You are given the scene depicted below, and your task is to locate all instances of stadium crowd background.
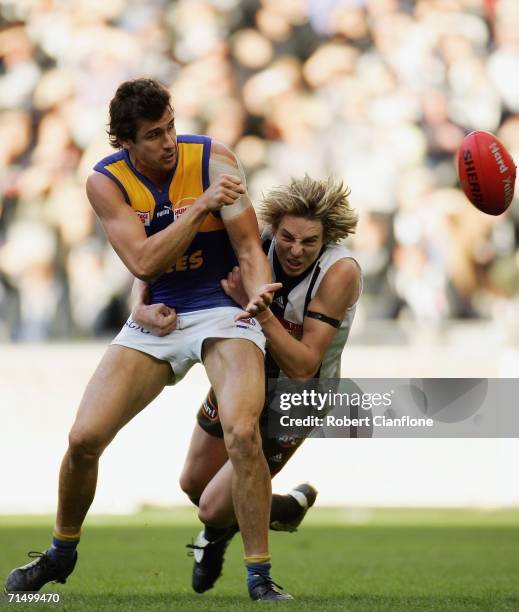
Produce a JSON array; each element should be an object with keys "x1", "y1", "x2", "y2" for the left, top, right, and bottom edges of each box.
[{"x1": 1, "y1": 0, "x2": 519, "y2": 342}]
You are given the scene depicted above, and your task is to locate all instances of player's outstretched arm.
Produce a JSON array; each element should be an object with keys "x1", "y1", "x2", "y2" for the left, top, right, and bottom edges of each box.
[
  {"x1": 257, "y1": 259, "x2": 360, "y2": 379},
  {"x1": 86, "y1": 171, "x2": 244, "y2": 282},
  {"x1": 130, "y1": 278, "x2": 177, "y2": 336}
]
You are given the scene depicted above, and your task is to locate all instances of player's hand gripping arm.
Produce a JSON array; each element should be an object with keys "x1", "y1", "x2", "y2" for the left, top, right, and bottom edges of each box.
[
  {"x1": 250, "y1": 259, "x2": 360, "y2": 379},
  {"x1": 86, "y1": 171, "x2": 245, "y2": 282},
  {"x1": 130, "y1": 278, "x2": 177, "y2": 336}
]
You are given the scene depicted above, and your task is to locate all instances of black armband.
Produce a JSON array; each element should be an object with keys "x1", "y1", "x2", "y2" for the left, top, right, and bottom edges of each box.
[{"x1": 305, "y1": 310, "x2": 340, "y2": 328}]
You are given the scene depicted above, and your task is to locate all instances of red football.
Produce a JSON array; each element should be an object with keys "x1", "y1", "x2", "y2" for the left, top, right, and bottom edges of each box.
[{"x1": 457, "y1": 130, "x2": 516, "y2": 216}]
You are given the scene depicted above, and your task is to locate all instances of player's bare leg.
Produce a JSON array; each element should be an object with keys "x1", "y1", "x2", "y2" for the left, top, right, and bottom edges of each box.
[
  {"x1": 203, "y1": 338, "x2": 270, "y2": 557},
  {"x1": 56, "y1": 345, "x2": 172, "y2": 534},
  {"x1": 197, "y1": 461, "x2": 236, "y2": 526},
  {"x1": 181, "y1": 426, "x2": 235, "y2": 593},
  {"x1": 203, "y1": 338, "x2": 292, "y2": 600},
  {"x1": 180, "y1": 424, "x2": 229, "y2": 506},
  {"x1": 198, "y1": 460, "x2": 317, "y2": 530},
  {"x1": 188, "y1": 459, "x2": 316, "y2": 595},
  {"x1": 185, "y1": 427, "x2": 316, "y2": 595},
  {"x1": 5, "y1": 345, "x2": 172, "y2": 592}
]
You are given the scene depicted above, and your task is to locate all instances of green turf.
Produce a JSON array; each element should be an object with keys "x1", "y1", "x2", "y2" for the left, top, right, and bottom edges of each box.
[{"x1": 1, "y1": 510, "x2": 518, "y2": 611}]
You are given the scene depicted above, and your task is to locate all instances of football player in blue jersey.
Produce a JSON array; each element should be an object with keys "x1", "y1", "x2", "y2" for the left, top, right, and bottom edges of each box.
[
  {"x1": 132, "y1": 175, "x2": 361, "y2": 595},
  {"x1": 4, "y1": 79, "x2": 291, "y2": 601}
]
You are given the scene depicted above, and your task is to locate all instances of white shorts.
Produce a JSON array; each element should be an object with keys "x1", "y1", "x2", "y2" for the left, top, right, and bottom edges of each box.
[{"x1": 111, "y1": 306, "x2": 265, "y2": 384}]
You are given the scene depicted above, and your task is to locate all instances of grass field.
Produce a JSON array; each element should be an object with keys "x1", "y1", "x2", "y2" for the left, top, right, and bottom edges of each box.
[{"x1": 1, "y1": 509, "x2": 518, "y2": 611}]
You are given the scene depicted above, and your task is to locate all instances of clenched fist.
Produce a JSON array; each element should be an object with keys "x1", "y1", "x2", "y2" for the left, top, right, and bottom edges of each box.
[
  {"x1": 199, "y1": 174, "x2": 245, "y2": 212},
  {"x1": 131, "y1": 303, "x2": 177, "y2": 337}
]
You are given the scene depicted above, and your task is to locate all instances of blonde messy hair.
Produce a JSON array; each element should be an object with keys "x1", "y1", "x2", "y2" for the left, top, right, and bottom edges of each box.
[{"x1": 259, "y1": 175, "x2": 358, "y2": 244}]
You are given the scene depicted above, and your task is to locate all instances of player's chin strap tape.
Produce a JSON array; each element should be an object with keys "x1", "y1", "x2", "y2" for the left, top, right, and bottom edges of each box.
[{"x1": 305, "y1": 310, "x2": 340, "y2": 328}]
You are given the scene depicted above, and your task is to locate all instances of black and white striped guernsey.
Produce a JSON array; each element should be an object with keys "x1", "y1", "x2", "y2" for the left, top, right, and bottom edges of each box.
[{"x1": 262, "y1": 230, "x2": 362, "y2": 380}]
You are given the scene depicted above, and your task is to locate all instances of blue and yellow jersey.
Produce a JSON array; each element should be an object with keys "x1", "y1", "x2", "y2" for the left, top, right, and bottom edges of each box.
[{"x1": 93, "y1": 135, "x2": 238, "y2": 312}]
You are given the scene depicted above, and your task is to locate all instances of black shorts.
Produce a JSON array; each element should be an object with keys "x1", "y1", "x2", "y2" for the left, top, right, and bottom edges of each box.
[{"x1": 197, "y1": 388, "x2": 306, "y2": 477}]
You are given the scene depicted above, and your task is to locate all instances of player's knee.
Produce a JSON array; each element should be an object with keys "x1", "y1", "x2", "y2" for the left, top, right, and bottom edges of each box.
[
  {"x1": 223, "y1": 422, "x2": 261, "y2": 461},
  {"x1": 68, "y1": 428, "x2": 107, "y2": 461},
  {"x1": 197, "y1": 498, "x2": 217, "y2": 525},
  {"x1": 198, "y1": 498, "x2": 231, "y2": 527},
  {"x1": 179, "y1": 471, "x2": 203, "y2": 505}
]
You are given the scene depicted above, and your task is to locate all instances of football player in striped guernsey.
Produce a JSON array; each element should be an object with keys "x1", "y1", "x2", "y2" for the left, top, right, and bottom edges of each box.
[{"x1": 132, "y1": 175, "x2": 361, "y2": 596}]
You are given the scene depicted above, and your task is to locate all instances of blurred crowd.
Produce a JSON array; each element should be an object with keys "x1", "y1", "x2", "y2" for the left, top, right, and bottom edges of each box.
[{"x1": 1, "y1": 0, "x2": 519, "y2": 341}]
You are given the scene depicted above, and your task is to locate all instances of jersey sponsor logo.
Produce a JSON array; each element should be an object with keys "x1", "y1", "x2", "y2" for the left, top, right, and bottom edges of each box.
[
  {"x1": 173, "y1": 206, "x2": 188, "y2": 221},
  {"x1": 270, "y1": 453, "x2": 283, "y2": 463},
  {"x1": 156, "y1": 205, "x2": 172, "y2": 218},
  {"x1": 136, "y1": 211, "x2": 151, "y2": 226},
  {"x1": 201, "y1": 398, "x2": 218, "y2": 421},
  {"x1": 174, "y1": 196, "x2": 197, "y2": 221}
]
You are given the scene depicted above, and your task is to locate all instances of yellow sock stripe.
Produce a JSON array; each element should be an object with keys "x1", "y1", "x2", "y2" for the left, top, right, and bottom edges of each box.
[
  {"x1": 53, "y1": 529, "x2": 81, "y2": 542},
  {"x1": 244, "y1": 553, "x2": 271, "y2": 565}
]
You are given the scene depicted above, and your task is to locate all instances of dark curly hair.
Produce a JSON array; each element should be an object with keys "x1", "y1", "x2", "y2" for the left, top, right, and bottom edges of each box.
[{"x1": 108, "y1": 78, "x2": 172, "y2": 148}]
